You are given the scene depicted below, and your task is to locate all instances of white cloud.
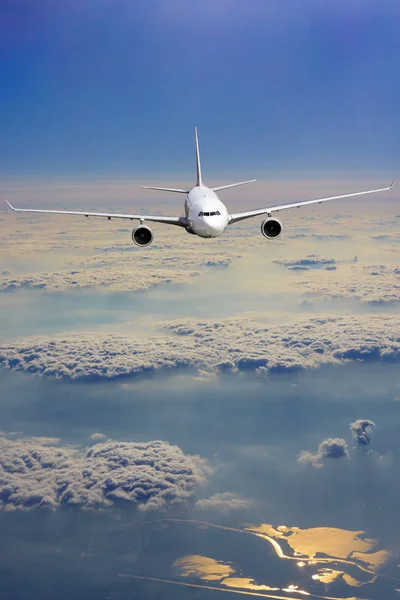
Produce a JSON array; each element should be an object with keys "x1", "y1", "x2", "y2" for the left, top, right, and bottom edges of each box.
[
  {"x1": 297, "y1": 438, "x2": 349, "y2": 469},
  {"x1": 295, "y1": 264, "x2": 400, "y2": 305},
  {"x1": 195, "y1": 492, "x2": 255, "y2": 512},
  {"x1": 1, "y1": 314, "x2": 399, "y2": 380},
  {"x1": 0, "y1": 436, "x2": 211, "y2": 512},
  {"x1": 90, "y1": 432, "x2": 107, "y2": 441},
  {"x1": 350, "y1": 419, "x2": 375, "y2": 446}
]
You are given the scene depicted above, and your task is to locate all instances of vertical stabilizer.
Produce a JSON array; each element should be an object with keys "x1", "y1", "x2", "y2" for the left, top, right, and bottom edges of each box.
[{"x1": 194, "y1": 126, "x2": 203, "y2": 186}]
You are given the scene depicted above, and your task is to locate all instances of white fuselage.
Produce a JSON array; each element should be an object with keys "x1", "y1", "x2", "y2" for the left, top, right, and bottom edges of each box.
[{"x1": 185, "y1": 185, "x2": 229, "y2": 238}]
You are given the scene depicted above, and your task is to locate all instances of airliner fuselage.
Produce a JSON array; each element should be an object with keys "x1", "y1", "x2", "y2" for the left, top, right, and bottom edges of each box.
[{"x1": 185, "y1": 185, "x2": 229, "y2": 238}]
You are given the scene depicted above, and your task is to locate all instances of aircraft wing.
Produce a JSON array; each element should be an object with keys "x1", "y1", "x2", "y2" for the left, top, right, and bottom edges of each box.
[
  {"x1": 5, "y1": 201, "x2": 187, "y2": 227},
  {"x1": 228, "y1": 181, "x2": 395, "y2": 224}
]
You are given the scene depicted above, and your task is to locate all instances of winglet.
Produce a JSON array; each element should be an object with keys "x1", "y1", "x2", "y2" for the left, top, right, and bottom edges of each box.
[
  {"x1": 390, "y1": 179, "x2": 396, "y2": 189},
  {"x1": 5, "y1": 200, "x2": 15, "y2": 210}
]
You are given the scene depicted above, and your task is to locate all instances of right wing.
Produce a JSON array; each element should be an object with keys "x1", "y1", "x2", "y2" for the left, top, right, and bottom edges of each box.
[
  {"x1": 229, "y1": 181, "x2": 395, "y2": 224},
  {"x1": 5, "y1": 201, "x2": 188, "y2": 227}
]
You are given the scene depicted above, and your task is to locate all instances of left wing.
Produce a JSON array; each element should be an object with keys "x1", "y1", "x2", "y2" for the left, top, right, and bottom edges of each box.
[
  {"x1": 229, "y1": 181, "x2": 395, "y2": 224},
  {"x1": 5, "y1": 201, "x2": 187, "y2": 227}
]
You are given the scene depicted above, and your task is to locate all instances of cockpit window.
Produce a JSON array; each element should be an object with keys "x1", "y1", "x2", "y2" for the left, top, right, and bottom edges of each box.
[{"x1": 199, "y1": 210, "x2": 221, "y2": 217}]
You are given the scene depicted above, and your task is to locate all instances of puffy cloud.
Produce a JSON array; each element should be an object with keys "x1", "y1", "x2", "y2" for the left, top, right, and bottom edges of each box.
[
  {"x1": 90, "y1": 432, "x2": 107, "y2": 441},
  {"x1": 297, "y1": 438, "x2": 349, "y2": 469},
  {"x1": 318, "y1": 438, "x2": 349, "y2": 459},
  {"x1": 0, "y1": 436, "x2": 211, "y2": 512},
  {"x1": 195, "y1": 492, "x2": 255, "y2": 512},
  {"x1": 350, "y1": 419, "x2": 375, "y2": 446},
  {"x1": 1, "y1": 314, "x2": 399, "y2": 380}
]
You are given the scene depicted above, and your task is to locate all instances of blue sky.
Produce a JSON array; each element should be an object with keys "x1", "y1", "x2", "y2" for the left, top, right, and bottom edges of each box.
[{"x1": 1, "y1": 0, "x2": 399, "y2": 177}]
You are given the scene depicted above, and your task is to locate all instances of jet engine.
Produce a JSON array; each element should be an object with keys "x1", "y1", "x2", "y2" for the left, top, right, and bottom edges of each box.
[
  {"x1": 132, "y1": 224, "x2": 153, "y2": 247},
  {"x1": 261, "y1": 217, "x2": 282, "y2": 240}
]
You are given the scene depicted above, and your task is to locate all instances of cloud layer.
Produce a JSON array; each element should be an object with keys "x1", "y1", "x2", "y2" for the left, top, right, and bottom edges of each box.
[
  {"x1": 0, "y1": 212, "x2": 245, "y2": 292},
  {"x1": 0, "y1": 265, "x2": 201, "y2": 293},
  {"x1": 0, "y1": 436, "x2": 210, "y2": 512},
  {"x1": 1, "y1": 314, "x2": 399, "y2": 380},
  {"x1": 296, "y1": 264, "x2": 400, "y2": 305}
]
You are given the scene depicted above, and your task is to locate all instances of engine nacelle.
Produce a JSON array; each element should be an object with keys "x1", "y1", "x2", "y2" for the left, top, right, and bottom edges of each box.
[
  {"x1": 261, "y1": 217, "x2": 282, "y2": 240},
  {"x1": 132, "y1": 224, "x2": 153, "y2": 247}
]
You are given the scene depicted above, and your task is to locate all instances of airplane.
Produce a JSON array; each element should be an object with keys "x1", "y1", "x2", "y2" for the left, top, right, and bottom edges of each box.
[{"x1": 5, "y1": 128, "x2": 395, "y2": 247}]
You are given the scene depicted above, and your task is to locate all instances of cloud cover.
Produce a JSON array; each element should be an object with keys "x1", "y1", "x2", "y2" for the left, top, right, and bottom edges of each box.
[
  {"x1": 0, "y1": 211, "x2": 246, "y2": 293},
  {"x1": 0, "y1": 265, "x2": 202, "y2": 293},
  {"x1": 0, "y1": 242, "x2": 245, "y2": 293},
  {"x1": 296, "y1": 264, "x2": 400, "y2": 305},
  {"x1": 0, "y1": 436, "x2": 211, "y2": 512},
  {"x1": 0, "y1": 314, "x2": 399, "y2": 381}
]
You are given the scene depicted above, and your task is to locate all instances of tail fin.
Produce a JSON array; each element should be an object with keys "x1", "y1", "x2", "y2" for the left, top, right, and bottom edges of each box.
[{"x1": 194, "y1": 126, "x2": 203, "y2": 186}]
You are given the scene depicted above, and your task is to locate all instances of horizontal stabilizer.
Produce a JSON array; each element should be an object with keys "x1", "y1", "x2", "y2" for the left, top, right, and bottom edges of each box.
[
  {"x1": 142, "y1": 186, "x2": 189, "y2": 194},
  {"x1": 212, "y1": 179, "x2": 257, "y2": 192}
]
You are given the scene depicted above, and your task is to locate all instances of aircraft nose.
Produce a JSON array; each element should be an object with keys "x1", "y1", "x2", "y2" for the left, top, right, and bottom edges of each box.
[
  {"x1": 204, "y1": 216, "x2": 224, "y2": 235},
  {"x1": 204, "y1": 217, "x2": 216, "y2": 228}
]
